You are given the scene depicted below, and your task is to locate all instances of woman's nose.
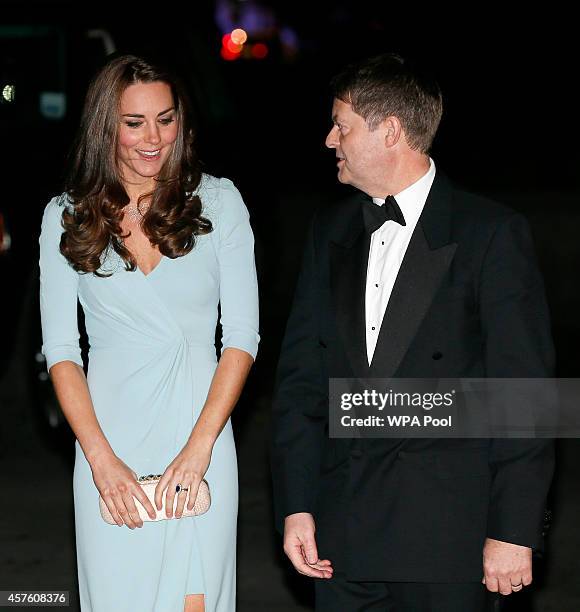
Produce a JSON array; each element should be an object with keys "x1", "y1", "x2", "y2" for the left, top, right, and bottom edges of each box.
[{"x1": 145, "y1": 123, "x2": 161, "y2": 145}]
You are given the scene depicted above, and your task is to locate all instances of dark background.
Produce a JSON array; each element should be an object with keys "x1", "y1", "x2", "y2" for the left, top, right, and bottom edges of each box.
[{"x1": 1, "y1": 2, "x2": 579, "y2": 610}]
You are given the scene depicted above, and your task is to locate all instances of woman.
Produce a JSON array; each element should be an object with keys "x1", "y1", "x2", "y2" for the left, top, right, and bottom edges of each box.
[{"x1": 39, "y1": 55, "x2": 259, "y2": 611}]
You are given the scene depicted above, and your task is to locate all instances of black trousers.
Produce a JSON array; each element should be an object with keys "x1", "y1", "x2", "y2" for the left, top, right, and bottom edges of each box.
[{"x1": 315, "y1": 572, "x2": 502, "y2": 612}]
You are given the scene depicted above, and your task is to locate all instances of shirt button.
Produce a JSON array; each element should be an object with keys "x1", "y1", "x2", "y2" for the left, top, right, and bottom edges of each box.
[
  {"x1": 375, "y1": 283, "x2": 379, "y2": 288},
  {"x1": 371, "y1": 326, "x2": 376, "y2": 331}
]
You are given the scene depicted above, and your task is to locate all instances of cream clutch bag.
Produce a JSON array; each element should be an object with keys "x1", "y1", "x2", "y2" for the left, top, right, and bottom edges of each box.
[{"x1": 99, "y1": 474, "x2": 211, "y2": 524}]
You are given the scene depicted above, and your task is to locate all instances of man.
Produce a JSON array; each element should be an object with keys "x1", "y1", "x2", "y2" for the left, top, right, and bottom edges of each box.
[{"x1": 271, "y1": 54, "x2": 554, "y2": 611}]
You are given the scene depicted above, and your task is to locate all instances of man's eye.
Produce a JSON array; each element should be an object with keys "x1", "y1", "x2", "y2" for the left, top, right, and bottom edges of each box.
[{"x1": 125, "y1": 121, "x2": 142, "y2": 128}]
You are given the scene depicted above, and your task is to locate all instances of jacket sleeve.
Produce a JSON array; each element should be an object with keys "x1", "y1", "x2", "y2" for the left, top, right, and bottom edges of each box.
[
  {"x1": 479, "y1": 212, "x2": 555, "y2": 549},
  {"x1": 270, "y1": 217, "x2": 327, "y2": 533}
]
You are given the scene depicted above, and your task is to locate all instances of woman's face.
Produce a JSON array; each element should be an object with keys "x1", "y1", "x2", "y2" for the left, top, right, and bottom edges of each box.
[{"x1": 117, "y1": 81, "x2": 179, "y2": 188}]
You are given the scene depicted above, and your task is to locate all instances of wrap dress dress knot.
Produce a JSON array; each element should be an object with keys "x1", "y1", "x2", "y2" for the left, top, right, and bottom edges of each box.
[{"x1": 38, "y1": 175, "x2": 260, "y2": 611}]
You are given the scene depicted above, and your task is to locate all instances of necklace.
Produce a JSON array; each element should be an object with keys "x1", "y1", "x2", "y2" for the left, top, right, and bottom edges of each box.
[{"x1": 124, "y1": 203, "x2": 150, "y2": 222}]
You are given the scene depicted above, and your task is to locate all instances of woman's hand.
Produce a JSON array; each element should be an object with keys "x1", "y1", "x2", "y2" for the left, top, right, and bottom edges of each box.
[
  {"x1": 90, "y1": 452, "x2": 157, "y2": 528},
  {"x1": 154, "y1": 436, "x2": 213, "y2": 519},
  {"x1": 152, "y1": 348, "x2": 253, "y2": 519}
]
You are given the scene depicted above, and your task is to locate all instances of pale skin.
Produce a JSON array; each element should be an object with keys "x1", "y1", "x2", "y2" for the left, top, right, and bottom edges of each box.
[
  {"x1": 282, "y1": 98, "x2": 532, "y2": 595},
  {"x1": 49, "y1": 81, "x2": 254, "y2": 612}
]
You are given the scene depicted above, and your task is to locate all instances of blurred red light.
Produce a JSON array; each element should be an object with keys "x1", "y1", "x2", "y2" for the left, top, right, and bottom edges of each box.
[
  {"x1": 222, "y1": 33, "x2": 232, "y2": 46},
  {"x1": 226, "y1": 39, "x2": 243, "y2": 53},
  {"x1": 221, "y1": 46, "x2": 241, "y2": 61},
  {"x1": 251, "y1": 43, "x2": 269, "y2": 59}
]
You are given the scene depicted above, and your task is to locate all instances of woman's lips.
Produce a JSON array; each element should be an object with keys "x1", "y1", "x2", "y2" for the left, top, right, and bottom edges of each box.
[{"x1": 136, "y1": 149, "x2": 161, "y2": 161}]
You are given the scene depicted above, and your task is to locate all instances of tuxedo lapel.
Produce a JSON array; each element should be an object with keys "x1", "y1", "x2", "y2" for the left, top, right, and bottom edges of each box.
[
  {"x1": 329, "y1": 199, "x2": 371, "y2": 375},
  {"x1": 369, "y1": 174, "x2": 458, "y2": 377}
]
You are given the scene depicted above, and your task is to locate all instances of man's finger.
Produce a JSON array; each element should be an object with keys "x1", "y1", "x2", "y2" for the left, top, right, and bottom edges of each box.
[
  {"x1": 302, "y1": 568, "x2": 333, "y2": 578},
  {"x1": 306, "y1": 561, "x2": 334, "y2": 573},
  {"x1": 286, "y1": 545, "x2": 330, "y2": 578},
  {"x1": 301, "y1": 537, "x2": 319, "y2": 565},
  {"x1": 498, "y1": 576, "x2": 513, "y2": 596},
  {"x1": 296, "y1": 561, "x2": 332, "y2": 578},
  {"x1": 309, "y1": 559, "x2": 333, "y2": 568},
  {"x1": 484, "y1": 576, "x2": 499, "y2": 593}
]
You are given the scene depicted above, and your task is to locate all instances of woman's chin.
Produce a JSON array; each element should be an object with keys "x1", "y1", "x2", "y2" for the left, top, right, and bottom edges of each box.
[{"x1": 127, "y1": 164, "x2": 162, "y2": 181}]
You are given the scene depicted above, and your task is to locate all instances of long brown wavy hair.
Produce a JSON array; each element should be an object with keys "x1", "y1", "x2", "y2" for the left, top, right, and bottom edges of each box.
[{"x1": 61, "y1": 54, "x2": 212, "y2": 276}]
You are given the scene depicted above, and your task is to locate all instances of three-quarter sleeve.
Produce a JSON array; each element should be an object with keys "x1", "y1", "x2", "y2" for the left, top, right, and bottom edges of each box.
[
  {"x1": 39, "y1": 195, "x2": 83, "y2": 371},
  {"x1": 215, "y1": 178, "x2": 260, "y2": 360}
]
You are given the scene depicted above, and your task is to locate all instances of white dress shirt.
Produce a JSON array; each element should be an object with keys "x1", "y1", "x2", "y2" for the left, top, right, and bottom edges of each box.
[{"x1": 365, "y1": 158, "x2": 436, "y2": 365}]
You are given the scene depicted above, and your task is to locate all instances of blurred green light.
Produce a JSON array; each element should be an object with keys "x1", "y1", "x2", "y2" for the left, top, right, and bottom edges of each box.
[{"x1": 2, "y1": 84, "x2": 15, "y2": 103}]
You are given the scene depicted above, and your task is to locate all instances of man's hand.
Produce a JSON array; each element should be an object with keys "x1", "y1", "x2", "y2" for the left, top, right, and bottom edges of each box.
[
  {"x1": 482, "y1": 537, "x2": 532, "y2": 595},
  {"x1": 283, "y1": 513, "x2": 334, "y2": 579}
]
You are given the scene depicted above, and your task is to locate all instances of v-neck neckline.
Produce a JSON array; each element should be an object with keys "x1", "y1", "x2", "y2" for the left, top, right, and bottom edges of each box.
[
  {"x1": 137, "y1": 254, "x2": 166, "y2": 278},
  {"x1": 116, "y1": 235, "x2": 165, "y2": 279}
]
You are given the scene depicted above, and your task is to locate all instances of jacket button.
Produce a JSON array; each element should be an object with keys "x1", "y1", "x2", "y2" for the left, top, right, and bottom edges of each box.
[
  {"x1": 432, "y1": 351, "x2": 443, "y2": 360},
  {"x1": 350, "y1": 450, "x2": 363, "y2": 459}
]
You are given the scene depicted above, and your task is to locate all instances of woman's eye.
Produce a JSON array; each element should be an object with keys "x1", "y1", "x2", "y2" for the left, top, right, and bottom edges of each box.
[{"x1": 124, "y1": 117, "x2": 174, "y2": 128}]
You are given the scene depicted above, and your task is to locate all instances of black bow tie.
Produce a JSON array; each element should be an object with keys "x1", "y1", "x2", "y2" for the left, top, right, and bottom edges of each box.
[{"x1": 362, "y1": 195, "x2": 406, "y2": 234}]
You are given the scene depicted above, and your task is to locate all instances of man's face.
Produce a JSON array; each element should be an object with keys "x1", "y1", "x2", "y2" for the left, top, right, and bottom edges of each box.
[{"x1": 325, "y1": 98, "x2": 389, "y2": 196}]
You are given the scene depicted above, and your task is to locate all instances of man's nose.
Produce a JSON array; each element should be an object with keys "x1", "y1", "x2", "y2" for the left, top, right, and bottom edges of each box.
[{"x1": 325, "y1": 126, "x2": 338, "y2": 149}]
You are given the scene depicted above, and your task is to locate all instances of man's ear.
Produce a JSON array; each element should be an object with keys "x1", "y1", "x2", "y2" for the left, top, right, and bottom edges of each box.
[{"x1": 383, "y1": 116, "x2": 402, "y2": 148}]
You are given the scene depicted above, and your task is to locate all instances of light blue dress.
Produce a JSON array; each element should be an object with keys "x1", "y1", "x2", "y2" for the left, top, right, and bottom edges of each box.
[{"x1": 39, "y1": 175, "x2": 259, "y2": 612}]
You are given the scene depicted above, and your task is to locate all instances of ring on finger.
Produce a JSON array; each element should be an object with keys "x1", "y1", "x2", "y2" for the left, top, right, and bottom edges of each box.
[{"x1": 175, "y1": 483, "x2": 189, "y2": 494}]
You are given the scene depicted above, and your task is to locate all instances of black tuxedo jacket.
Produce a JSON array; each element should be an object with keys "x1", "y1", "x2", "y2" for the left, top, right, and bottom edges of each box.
[{"x1": 271, "y1": 173, "x2": 555, "y2": 582}]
